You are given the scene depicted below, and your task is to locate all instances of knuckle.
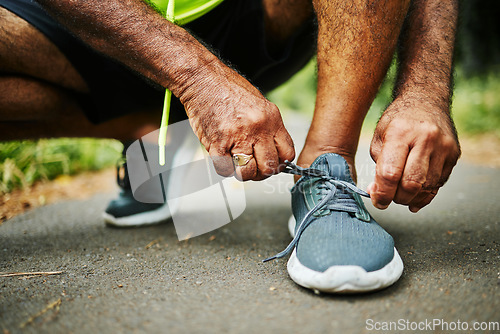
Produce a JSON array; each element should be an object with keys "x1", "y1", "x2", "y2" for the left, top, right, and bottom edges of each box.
[
  {"x1": 260, "y1": 162, "x2": 278, "y2": 177},
  {"x1": 254, "y1": 112, "x2": 268, "y2": 127},
  {"x1": 379, "y1": 166, "x2": 403, "y2": 184},
  {"x1": 423, "y1": 124, "x2": 440, "y2": 142},
  {"x1": 425, "y1": 171, "x2": 441, "y2": 187},
  {"x1": 266, "y1": 158, "x2": 279, "y2": 171},
  {"x1": 244, "y1": 110, "x2": 267, "y2": 129},
  {"x1": 441, "y1": 135, "x2": 456, "y2": 149},
  {"x1": 385, "y1": 119, "x2": 412, "y2": 138},
  {"x1": 401, "y1": 178, "x2": 424, "y2": 193},
  {"x1": 427, "y1": 123, "x2": 441, "y2": 136},
  {"x1": 388, "y1": 118, "x2": 407, "y2": 132},
  {"x1": 264, "y1": 101, "x2": 280, "y2": 116},
  {"x1": 268, "y1": 102, "x2": 280, "y2": 114},
  {"x1": 442, "y1": 136, "x2": 461, "y2": 159},
  {"x1": 372, "y1": 188, "x2": 392, "y2": 203}
]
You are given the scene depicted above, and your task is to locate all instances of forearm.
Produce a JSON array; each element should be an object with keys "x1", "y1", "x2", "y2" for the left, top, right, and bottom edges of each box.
[
  {"x1": 394, "y1": 0, "x2": 459, "y2": 111},
  {"x1": 36, "y1": 0, "x2": 294, "y2": 181},
  {"x1": 36, "y1": 0, "x2": 224, "y2": 101}
]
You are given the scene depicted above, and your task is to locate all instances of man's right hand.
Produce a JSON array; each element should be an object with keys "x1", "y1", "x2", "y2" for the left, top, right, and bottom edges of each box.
[
  {"x1": 368, "y1": 98, "x2": 460, "y2": 212},
  {"x1": 180, "y1": 64, "x2": 295, "y2": 181}
]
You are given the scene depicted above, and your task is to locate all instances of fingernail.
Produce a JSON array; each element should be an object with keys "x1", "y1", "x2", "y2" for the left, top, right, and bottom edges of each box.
[
  {"x1": 409, "y1": 206, "x2": 420, "y2": 213},
  {"x1": 375, "y1": 203, "x2": 389, "y2": 210},
  {"x1": 367, "y1": 182, "x2": 375, "y2": 194}
]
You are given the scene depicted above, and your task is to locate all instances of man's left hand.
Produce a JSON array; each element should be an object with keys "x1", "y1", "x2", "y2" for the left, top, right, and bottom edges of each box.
[{"x1": 368, "y1": 98, "x2": 461, "y2": 212}]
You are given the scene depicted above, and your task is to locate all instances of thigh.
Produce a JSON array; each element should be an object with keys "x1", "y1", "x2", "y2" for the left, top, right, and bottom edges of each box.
[{"x1": 0, "y1": 6, "x2": 88, "y2": 94}]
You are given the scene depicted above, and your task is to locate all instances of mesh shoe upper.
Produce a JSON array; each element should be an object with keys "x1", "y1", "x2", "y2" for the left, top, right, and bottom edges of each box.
[{"x1": 266, "y1": 153, "x2": 395, "y2": 273}]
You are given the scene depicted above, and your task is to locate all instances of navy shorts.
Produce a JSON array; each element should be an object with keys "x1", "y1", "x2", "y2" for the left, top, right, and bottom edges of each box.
[{"x1": 0, "y1": 0, "x2": 315, "y2": 124}]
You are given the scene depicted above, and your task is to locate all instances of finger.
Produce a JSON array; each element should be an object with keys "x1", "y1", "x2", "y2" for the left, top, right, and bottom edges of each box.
[
  {"x1": 234, "y1": 158, "x2": 258, "y2": 181},
  {"x1": 439, "y1": 154, "x2": 458, "y2": 186},
  {"x1": 253, "y1": 138, "x2": 280, "y2": 181},
  {"x1": 371, "y1": 140, "x2": 409, "y2": 209},
  {"x1": 407, "y1": 154, "x2": 446, "y2": 212},
  {"x1": 408, "y1": 189, "x2": 438, "y2": 213},
  {"x1": 274, "y1": 126, "x2": 295, "y2": 172},
  {"x1": 393, "y1": 146, "x2": 430, "y2": 205},
  {"x1": 231, "y1": 144, "x2": 257, "y2": 181},
  {"x1": 208, "y1": 146, "x2": 234, "y2": 177}
]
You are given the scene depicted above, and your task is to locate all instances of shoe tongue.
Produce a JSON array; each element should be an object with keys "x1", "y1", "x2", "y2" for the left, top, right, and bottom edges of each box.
[{"x1": 310, "y1": 153, "x2": 353, "y2": 183}]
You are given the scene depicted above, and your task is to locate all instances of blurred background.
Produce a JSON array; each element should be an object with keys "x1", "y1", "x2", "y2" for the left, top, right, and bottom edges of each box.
[{"x1": 0, "y1": 0, "x2": 499, "y2": 198}]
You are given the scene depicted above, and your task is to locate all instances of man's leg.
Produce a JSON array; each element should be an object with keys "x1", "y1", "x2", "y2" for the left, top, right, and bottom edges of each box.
[
  {"x1": 0, "y1": 6, "x2": 160, "y2": 141},
  {"x1": 297, "y1": 0, "x2": 410, "y2": 181},
  {"x1": 261, "y1": 0, "x2": 411, "y2": 293}
]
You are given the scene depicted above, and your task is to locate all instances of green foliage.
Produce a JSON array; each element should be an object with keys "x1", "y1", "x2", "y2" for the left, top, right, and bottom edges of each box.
[
  {"x1": 452, "y1": 71, "x2": 500, "y2": 136},
  {"x1": 268, "y1": 59, "x2": 500, "y2": 138},
  {"x1": 267, "y1": 59, "x2": 318, "y2": 116},
  {"x1": 0, "y1": 139, "x2": 122, "y2": 194},
  {"x1": 267, "y1": 59, "x2": 396, "y2": 133}
]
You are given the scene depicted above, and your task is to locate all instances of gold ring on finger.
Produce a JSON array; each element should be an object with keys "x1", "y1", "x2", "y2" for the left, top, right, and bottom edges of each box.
[{"x1": 232, "y1": 153, "x2": 253, "y2": 167}]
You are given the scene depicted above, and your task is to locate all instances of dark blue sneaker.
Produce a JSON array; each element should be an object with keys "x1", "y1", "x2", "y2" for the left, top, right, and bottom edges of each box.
[
  {"x1": 103, "y1": 137, "x2": 198, "y2": 227},
  {"x1": 103, "y1": 160, "x2": 173, "y2": 227},
  {"x1": 265, "y1": 153, "x2": 403, "y2": 293}
]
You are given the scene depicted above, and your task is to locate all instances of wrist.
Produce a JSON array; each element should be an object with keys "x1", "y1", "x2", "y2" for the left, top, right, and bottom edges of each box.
[
  {"x1": 167, "y1": 51, "x2": 221, "y2": 104},
  {"x1": 388, "y1": 91, "x2": 451, "y2": 117}
]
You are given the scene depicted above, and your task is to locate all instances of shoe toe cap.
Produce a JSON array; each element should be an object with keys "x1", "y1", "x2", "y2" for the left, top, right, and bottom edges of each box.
[{"x1": 295, "y1": 213, "x2": 395, "y2": 273}]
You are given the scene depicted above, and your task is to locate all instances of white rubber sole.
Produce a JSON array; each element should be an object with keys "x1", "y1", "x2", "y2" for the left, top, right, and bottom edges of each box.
[
  {"x1": 287, "y1": 215, "x2": 404, "y2": 293},
  {"x1": 103, "y1": 204, "x2": 173, "y2": 227}
]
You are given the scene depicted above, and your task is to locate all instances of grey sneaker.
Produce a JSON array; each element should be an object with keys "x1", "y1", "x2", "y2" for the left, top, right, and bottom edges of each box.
[{"x1": 264, "y1": 153, "x2": 403, "y2": 293}]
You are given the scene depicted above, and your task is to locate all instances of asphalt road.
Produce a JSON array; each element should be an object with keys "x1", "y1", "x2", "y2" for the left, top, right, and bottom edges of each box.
[{"x1": 1, "y1": 115, "x2": 499, "y2": 333}]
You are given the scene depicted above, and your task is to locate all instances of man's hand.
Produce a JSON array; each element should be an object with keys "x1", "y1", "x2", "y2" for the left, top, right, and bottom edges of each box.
[
  {"x1": 368, "y1": 98, "x2": 460, "y2": 212},
  {"x1": 180, "y1": 65, "x2": 295, "y2": 181}
]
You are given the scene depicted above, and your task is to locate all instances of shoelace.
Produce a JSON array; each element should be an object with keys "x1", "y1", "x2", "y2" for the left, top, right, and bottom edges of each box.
[{"x1": 263, "y1": 161, "x2": 370, "y2": 262}]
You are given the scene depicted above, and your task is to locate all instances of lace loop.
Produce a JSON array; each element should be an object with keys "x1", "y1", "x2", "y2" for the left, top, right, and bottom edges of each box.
[{"x1": 263, "y1": 161, "x2": 370, "y2": 262}]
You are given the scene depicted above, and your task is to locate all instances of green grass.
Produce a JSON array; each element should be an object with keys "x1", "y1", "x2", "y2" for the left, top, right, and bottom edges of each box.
[
  {"x1": 0, "y1": 139, "x2": 121, "y2": 194},
  {"x1": 1, "y1": 61, "x2": 498, "y2": 194}
]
